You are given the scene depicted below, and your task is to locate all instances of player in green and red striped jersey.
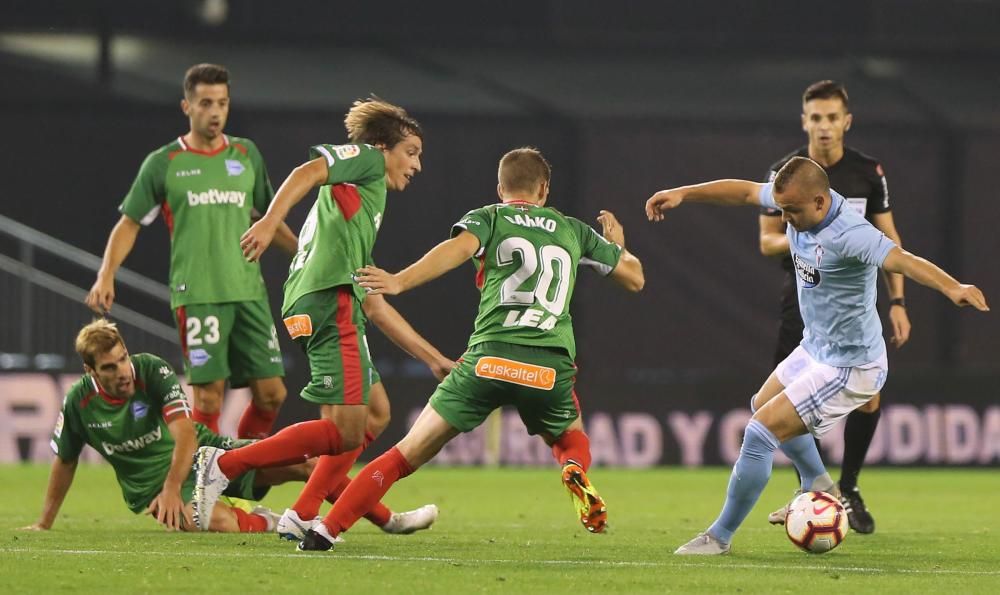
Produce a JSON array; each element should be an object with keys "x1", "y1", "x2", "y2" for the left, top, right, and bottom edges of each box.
[
  {"x1": 294, "y1": 147, "x2": 645, "y2": 551},
  {"x1": 191, "y1": 98, "x2": 453, "y2": 535},
  {"x1": 86, "y1": 64, "x2": 297, "y2": 440},
  {"x1": 22, "y1": 320, "x2": 313, "y2": 533}
]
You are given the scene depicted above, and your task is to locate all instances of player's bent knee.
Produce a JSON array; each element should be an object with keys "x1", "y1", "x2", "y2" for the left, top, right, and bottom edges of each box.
[
  {"x1": 339, "y1": 427, "x2": 366, "y2": 451},
  {"x1": 367, "y1": 384, "x2": 391, "y2": 436},
  {"x1": 192, "y1": 381, "x2": 226, "y2": 413},
  {"x1": 396, "y1": 440, "x2": 435, "y2": 471},
  {"x1": 297, "y1": 458, "x2": 317, "y2": 479},
  {"x1": 251, "y1": 380, "x2": 287, "y2": 411},
  {"x1": 858, "y1": 393, "x2": 881, "y2": 413},
  {"x1": 751, "y1": 393, "x2": 806, "y2": 443},
  {"x1": 366, "y1": 408, "x2": 390, "y2": 437}
]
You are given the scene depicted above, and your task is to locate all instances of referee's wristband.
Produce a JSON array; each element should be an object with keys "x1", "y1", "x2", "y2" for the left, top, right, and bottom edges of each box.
[{"x1": 889, "y1": 297, "x2": 906, "y2": 308}]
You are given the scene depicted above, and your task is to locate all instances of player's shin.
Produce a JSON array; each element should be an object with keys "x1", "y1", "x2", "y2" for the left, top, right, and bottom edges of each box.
[
  {"x1": 231, "y1": 507, "x2": 271, "y2": 532},
  {"x1": 707, "y1": 420, "x2": 779, "y2": 543},
  {"x1": 237, "y1": 401, "x2": 279, "y2": 440},
  {"x1": 840, "y1": 408, "x2": 880, "y2": 491},
  {"x1": 192, "y1": 409, "x2": 221, "y2": 433},
  {"x1": 779, "y1": 433, "x2": 834, "y2": 493},
  {"x1": 551, "y1": 429, "x2": 592, "y2": 471},
  {"x1": 292, "y1": 447, "x2": 363, "y2": 519},
  {"x1": 321, "y1": 447, "x2": 414, "y2": 537},
  {"x1": 219, "y1": 419, "x2": 343, "y2": 479},
  {"x1": 322, "y1": 474, "x2": 394, "y2": 527}
]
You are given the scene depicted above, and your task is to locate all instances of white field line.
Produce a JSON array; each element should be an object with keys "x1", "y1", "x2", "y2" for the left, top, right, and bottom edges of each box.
[{"x1": 2, "y1": 548, "x2": 998, "y2": 576}]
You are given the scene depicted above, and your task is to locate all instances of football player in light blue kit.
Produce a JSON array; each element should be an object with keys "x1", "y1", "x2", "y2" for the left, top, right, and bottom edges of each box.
[{"x1": 645, "y1": 157, "x2": 989, "y2": 555}]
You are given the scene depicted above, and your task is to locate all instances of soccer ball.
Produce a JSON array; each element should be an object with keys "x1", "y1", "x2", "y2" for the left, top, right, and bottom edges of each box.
[{"x1": 784, "y1": 491, "x2": 849, "y2": 553}]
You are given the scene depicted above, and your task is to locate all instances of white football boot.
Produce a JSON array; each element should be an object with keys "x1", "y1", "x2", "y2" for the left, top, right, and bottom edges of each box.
[
  {"x1": 674, "y1": 532, "x2": 731, "y2": 555},
  {"x1": 380, "y1": 504, "x2": 439, "y2": 535},
  {"x1": 192, "y1": 446, "x2": 230, "y2": 531}
]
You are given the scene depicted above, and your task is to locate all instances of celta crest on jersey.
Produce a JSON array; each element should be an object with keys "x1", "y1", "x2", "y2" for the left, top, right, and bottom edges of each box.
[{"x1": 793, "y1": 253, "x2": 820, "y2": 288}]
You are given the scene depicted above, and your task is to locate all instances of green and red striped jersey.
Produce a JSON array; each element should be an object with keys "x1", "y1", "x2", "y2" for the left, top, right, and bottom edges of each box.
[{"x1": 282, "y1": 143, "x2": 387, "y2": 312}]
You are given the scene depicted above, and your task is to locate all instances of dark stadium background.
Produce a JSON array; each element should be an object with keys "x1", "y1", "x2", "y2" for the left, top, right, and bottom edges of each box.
[{"x1": 1, "y1": 0, "x2": 997, "y2": 466}]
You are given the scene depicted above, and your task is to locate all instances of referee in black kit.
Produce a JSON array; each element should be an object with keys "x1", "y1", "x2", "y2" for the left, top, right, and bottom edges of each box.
[{"x1": 758, "y1": 80, "x2": 910, "y2": 534}]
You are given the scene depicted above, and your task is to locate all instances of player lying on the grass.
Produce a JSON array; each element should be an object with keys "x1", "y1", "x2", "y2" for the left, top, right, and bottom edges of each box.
[
  {"x1": 645, "y1": 157, "x2": 989, "y2": 555},
  {"x1": 21, "y1": 319, "x2": 307, "y2": 532},
  {"x1": 192, "y1": 97, "x2": 450, "y2": 538},
  {"x1": 21, "y1": 320, "x2": 434, "y2": 535},
  {"x1": 290, "y1": 147, "x2": 645, "y2": 551}
]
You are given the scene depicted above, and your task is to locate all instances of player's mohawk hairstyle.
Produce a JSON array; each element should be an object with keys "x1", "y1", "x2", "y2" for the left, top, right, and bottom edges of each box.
[
  {"x1": 75, "y1": 319, "x2": 125, "y2": 368},
  {"x1": 345, "y1": 96, "x2": 423, "y2": 149}
]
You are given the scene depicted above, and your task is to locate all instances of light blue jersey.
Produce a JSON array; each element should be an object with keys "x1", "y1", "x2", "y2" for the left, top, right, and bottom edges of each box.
[{"x1": 758, "y1": 183, "x2": 896, "y2": 367}]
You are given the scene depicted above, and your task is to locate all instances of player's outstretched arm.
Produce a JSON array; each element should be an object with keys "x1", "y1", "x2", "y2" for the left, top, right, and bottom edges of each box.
[
  {"x1": 646, "y1": 180, "x2": 763, "y2": 222},
  {"x1": 86, "y1": 215, "x2": 141, "y2": 314},
  {"x1": 596, "y1": 210, "x2": 644, "y2": 292},
  {"x1": 20, "y1": 456, "x2": 79, "y2": 530},
  {"x1": 241, "y1": 158, "x2": 328, "y2": 262},
  {"x1": 146, "y1": 416, "x2": 197, "y2": 531},
  {"x1": 363, "y1": 294, "x2": 456, "y2": 381},
  {"x1": 356, "y1": 231, "x2": 481, "y2": 296},
  {"x1": 882, "y1": 248, "x2": 989, "y2": 311}
]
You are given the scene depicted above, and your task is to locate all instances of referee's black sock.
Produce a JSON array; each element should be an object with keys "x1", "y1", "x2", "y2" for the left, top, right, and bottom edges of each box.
[{"x1": 839, "y1": 408, "x2": 881, "y2": 491}]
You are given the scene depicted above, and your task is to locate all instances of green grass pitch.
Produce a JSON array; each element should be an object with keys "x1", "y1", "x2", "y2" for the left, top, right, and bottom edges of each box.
[{"x1": 2, "y1": 464, "x2": 998, "y2": 593}]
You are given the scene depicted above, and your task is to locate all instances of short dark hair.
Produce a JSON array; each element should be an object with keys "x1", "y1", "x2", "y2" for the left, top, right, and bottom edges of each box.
[
  {"x1": 802, "y1": 80, "x2": 849, "y2": 110},
  {"x1": 498, "y1": 147, "x2": 551, "y2": 195},
  {"x1": 344, "y1": 96, "x2": 423, "y2": 148},
  {"x1": 184, "y1": 63, "x2": 229, "y2": 97},
  {"x1": 774, "y1": 156, "x2": 829, "y2": 194}
]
